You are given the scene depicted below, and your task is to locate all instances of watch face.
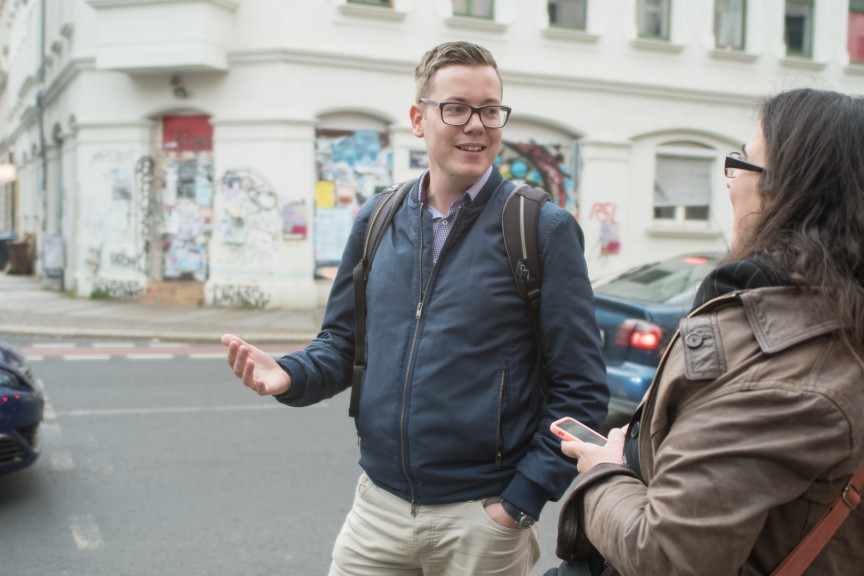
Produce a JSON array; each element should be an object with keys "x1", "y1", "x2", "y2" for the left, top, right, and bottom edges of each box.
[{"x1": 517, "y1": 516, "x2": 535, "y2": 529}]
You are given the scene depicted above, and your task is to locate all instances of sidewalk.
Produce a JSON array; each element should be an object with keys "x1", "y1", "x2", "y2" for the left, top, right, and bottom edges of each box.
[{"x1": 0, "y1": 273, "x2": 325, "y2": 343}]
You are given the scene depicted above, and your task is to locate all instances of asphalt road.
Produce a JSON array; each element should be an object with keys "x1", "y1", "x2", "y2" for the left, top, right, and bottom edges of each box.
[{"x1": 0, "y1": 337, "x2": 623, "y2": 575}]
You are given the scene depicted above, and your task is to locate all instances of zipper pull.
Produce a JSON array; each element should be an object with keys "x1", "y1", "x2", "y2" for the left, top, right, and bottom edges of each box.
[
  {"x1": 495, "y1": 451, "x2": 502, "y2": 470},
  {"x1": 416, "y1": 301, "x2": 423, "y2": 320},
  {"x1": 411, "y1": 500, "x2": 418, "y2": 517}
]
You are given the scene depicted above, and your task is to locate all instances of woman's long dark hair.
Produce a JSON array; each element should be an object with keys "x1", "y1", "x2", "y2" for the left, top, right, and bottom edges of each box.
[{"x1": 730, "y1": 88, "x2": 864, "y2": 351}]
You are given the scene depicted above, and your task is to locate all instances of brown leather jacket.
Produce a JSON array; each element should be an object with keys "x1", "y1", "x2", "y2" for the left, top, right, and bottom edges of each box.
[{"x1": 571, "y1": 287, "x2": 864, "y2": 575}]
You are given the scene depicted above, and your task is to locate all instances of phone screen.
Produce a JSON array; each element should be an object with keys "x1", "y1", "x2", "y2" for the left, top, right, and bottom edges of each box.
[{"x1": 555, "y1": 418, "x2": 607, "y2": 446}]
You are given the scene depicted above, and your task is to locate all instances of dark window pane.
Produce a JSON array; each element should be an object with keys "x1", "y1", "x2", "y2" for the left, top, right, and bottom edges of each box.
[
  {"x1": 638, "y1": 0, "x2": 670, "y2": 39},
  {"x1": 549, "y1": 0, "x2": 586, "y2": 30},
  {"x1": 785, "y1": 1, "x2": 813, "y2": 57},
  {"x1": 654, "y1": 206, "x2": 676, "y2": 219},
  {"x1": 684, "y1": 206, "x2": 709, "y2": 221}
]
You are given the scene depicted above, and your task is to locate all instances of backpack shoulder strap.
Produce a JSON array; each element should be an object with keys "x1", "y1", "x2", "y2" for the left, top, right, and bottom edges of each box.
[
  {"x1": 502, "y1": 184, "x2": 551, "y2": 398},
  {"x1": 349, "y1": 179, "x2": 415, "y2": 418},
  {"x1": 502, "y1": 184, "x2": 550, "y2": 308}
]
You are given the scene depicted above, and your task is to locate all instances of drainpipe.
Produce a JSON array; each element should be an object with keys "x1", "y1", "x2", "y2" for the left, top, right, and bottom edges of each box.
[{"x1": 37, "y1": 0, "x2": 47, "y2": 234}]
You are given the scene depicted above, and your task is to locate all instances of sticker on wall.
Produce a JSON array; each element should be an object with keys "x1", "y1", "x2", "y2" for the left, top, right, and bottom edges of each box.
[
  {"x1": 282, "y1": 200, "x2": 308, "y2": 241},
  {"x1": 600, "y1": 222, "x2": 621, "y2": 256}
]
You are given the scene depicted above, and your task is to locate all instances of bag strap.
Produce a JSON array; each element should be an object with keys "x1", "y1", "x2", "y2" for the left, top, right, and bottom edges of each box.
[
  {"x1": 771, "y1": 464, "x2": 864, "y2": 575},
  {"x1": 349, "y1": 179, "x2": 415, "y2": 418},
  {"x1": 502, "y1": 184, "x2": 551, "y2": 395}
]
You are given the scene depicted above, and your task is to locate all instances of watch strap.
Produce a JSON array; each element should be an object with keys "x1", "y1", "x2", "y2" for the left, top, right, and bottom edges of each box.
[{"x1": 501, "y1": 499, "x2": 536, "y2": 528}]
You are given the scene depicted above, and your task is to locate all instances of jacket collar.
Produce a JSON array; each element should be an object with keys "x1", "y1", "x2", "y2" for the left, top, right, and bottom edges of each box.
[
  {"x1": 407, "y1": 165, "x2": 507, "y2": 211},
  {"x1": 740, "y1": 287, "x2": 841, "y2": 354}
]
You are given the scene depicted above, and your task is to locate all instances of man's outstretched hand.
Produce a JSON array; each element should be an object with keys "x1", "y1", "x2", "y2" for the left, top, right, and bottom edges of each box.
[{"x1": 221, "y1": 334, "x2": 292, "y2": 396}]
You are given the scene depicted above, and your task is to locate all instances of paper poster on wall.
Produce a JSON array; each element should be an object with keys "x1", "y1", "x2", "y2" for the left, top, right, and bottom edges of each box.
[
  {"x1": 316, "y1": 180, "x2": 336, "y2": 209},
  {"x1": 282, "y1": 200, "x2": 308, "y2": 241},
  {"x1": 315, "y1": 129, "x2": 393, "y2": 276}
]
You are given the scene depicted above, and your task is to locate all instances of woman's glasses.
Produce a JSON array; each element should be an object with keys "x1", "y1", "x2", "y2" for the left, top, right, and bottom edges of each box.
[{"x1": 725, "y1": 152, "x2": 765, "y2": 178}]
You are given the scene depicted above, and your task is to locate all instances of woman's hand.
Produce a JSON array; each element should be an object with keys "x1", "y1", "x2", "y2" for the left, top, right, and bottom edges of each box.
[{"x1": 562, "y1": 426, "x2": 627, "y2": 475}]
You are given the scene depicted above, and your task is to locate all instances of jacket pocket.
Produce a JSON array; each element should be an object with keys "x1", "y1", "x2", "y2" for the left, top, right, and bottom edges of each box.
[
  {"x1": 680, "y1": 316, "x2": 727, "y2": 380},
  {"x1": 495, "y1": 369, "x2": 507, "y2": 470}
]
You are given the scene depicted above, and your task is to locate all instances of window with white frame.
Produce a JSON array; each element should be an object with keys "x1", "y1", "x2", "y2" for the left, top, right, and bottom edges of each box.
[
  {"x1": 653, "y1": 145, "x2": 714, "y2": 224},
  {"x1": 714, "y1": 0, "x2": 746, "y2": 51},
  {"x1": 785, "y1": 0, "x2": 813, "y2": 57},
  {"x1": 549, "y1": 0, "x2": 587, "y2": 30},
  {"x1": 849, "y1": 1, "x2": 864, "y2": 63},
  {"x1": 637, "y1": 0, "x2": 670, "y2": 40},
  {"x1": 453, "y1": 0, "x2": 494, "y2": 18}
]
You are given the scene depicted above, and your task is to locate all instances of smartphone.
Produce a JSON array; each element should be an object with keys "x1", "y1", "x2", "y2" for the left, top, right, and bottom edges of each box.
[{"x1": 550, "y1": 417, "x2": 607, "y2": 446}]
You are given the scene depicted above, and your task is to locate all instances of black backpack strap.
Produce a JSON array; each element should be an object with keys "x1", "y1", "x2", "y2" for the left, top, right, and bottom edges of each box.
[
  {"x1": 502, "y1": 185, "x2": 551, "y2": 396},
  {"x1": 349, "y1": 179, "x2": 415, "y2": 418}
]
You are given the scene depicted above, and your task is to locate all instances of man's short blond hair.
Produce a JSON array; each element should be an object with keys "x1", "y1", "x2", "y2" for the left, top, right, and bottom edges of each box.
[{"x1": 414, "y1": 41, "x2": 502, "y2": 102}]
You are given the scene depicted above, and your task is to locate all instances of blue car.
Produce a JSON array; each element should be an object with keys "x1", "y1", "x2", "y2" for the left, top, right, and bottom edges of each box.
[
  {"x1": 0, "y1": 337, "x2": 44, "y2": 475},
  {"x1": 593, "y1": 253, "x2": 724, "y2": 418}
]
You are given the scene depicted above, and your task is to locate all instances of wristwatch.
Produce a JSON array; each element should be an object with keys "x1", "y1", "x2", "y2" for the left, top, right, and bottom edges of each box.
[{"x1": 500, "y1": 499, "x2": 536, "y2": 529}]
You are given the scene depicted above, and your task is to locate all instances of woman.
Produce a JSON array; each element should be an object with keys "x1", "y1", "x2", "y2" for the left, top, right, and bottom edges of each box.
[{"x1": 560, "y1": 88, "x2": 864, "y2": 575}]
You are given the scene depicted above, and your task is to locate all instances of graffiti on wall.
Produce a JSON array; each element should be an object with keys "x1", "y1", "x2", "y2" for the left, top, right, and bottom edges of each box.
[
  {"x1": 211, "y1": 283, "x2": 272, "y2": 308},
  {"x1": 498, "y1": 140, "x2": 578, "y2": 214},
  {"x1": 219, "y1": 169, "x2": 286, "y2": 269},
  {"x1": 135, "y1": 156, "x2": 155, "y2": 274},
  {"x1": 314, "y1": 129, "x2": 392, "y2": 277},
  {"x1": 92, "y1": 277, "x2": 145, "y2": 299},
  {"x1": 83, "y1": 148, "x2": 139, "y2": 279}
]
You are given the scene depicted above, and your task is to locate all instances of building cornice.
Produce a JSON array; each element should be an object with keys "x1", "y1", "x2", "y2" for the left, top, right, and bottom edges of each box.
[
  {"x1": 86, "y1": 0, "x2": 238, "y2": 9},
  {"x1": 227, "y1": 47, "x2": 411, "y2": 75},
  {"x1": 505, "y1": 69, "x2": 758, "y2": 107},
  {"x1": 228, "y1": 47, "x2": 760, "y2": 107}
]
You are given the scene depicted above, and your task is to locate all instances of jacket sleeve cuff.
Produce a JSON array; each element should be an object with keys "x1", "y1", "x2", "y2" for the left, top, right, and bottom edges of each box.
[
  {"x1": 273, "y1": 357, "x2": 304, "y2": 404},
  {"x1": 574, "y1": 462, "x2": 640, "y2": 492},
  {"x1": 554, "y1": 463, "x2": 641, "y2": 561},
  {"x1": 501, "y1": 472, "x2": 549, "y2": 520}
]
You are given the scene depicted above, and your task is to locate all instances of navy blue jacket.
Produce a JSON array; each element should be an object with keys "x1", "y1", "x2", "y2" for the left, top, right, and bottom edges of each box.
[{"x1": 277, "y1": 167, "x2": 608, "y2": 519}]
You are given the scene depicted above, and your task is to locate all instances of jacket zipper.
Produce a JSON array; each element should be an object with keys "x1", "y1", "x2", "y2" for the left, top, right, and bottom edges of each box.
[
  {"x1": 400, "y1": 205, "x2": 463, "y2": 515},
  {"x1": 495, "y1": 371, "x2": 506, "y2": 469}
]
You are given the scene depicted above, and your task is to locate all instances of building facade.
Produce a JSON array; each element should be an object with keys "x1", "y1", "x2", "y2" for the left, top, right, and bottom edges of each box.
[{"x1": 2, "y1": 0, "x2": 863, "y2": 308}]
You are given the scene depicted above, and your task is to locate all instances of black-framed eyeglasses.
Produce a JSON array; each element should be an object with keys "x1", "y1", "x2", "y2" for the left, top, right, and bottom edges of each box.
[
  {"x1": 419, "y1": 98, "x2": 511, "y2": 129},
  {"x1": 725, "y1": 152, "x2": 765, "y2": 178}
]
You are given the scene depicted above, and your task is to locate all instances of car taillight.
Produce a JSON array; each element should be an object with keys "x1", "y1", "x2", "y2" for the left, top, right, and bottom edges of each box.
[{"x1": 614, "y1": 320, "x2": 662, "y2": 351}]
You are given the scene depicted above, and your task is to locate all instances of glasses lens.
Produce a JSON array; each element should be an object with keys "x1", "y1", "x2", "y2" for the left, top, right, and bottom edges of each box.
[
  {"x1": 441, "y1": 103, "x2": 471, "y2": 125},
  {"x1": 725, "y1": 152, "x2": 740, "y2": 178},
  {"x1": 440, "y1": 103, "x2": 509, "y2": 128},
  {"x1": 481, "y1": 106, "x2": 508, "y2": 128}
]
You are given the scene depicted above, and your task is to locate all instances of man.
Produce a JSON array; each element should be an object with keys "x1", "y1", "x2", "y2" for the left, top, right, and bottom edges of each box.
[{"x1": 222, "y1": 41, "x2": 608, "y2": 576}]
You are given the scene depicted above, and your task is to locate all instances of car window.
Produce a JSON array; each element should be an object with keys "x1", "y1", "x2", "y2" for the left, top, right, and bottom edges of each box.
[{"x1": 594, "y1": 255, "x2": 721, "y2": 304}]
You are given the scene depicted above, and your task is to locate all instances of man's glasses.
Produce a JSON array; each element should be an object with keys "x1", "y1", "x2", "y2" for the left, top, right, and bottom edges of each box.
[
  {"x1": 725, "y1": 152, "x2": 765, "y2": 178},
  {"x1": 419, "y1": 98, "x2": 511, "y2": 129}
]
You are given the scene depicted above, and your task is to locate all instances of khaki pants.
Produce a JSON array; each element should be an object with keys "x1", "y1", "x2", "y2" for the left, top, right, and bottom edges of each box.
[{"x1": 329, "y1": 472, "x2": 540, "y2": 576}]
